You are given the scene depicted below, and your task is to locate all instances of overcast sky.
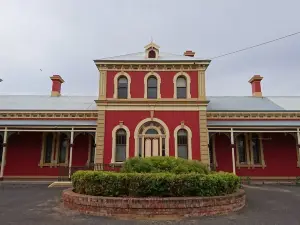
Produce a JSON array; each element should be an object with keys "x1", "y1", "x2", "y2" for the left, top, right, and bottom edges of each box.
[{"x1": 0, "y1": 0, "x2": 299, "y2": 96}]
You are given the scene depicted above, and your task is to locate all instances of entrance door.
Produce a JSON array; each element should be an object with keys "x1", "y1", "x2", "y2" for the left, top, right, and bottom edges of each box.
[{"x1": 144, "y1": 138, "x2": 160, "y2": 157}]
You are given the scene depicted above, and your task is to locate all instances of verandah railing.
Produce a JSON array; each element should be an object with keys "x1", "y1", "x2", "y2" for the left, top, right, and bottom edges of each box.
[{"x1": 57, "y1": 163, "x2": 123, "y2": 181}]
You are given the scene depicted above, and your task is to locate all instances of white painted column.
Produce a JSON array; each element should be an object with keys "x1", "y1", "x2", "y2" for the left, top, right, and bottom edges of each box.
[
  {"x1": 68, "y1": 127, "x2": 74, "y2": 179},
  {"x1": 0, "y1": 127, "x2": 8, "y2": 179},
  {"x1": 230, "y1": 128, "x2": 236, "y2": 175},
  {"x1": 297, "y1": 128, "x2": 300, "y2": 167}
]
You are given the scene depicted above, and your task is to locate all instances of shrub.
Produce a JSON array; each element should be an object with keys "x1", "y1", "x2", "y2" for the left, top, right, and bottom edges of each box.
[
  {"x1": 72, "y1": 171, "x2": 240, "y2": 197},
  {"x1": 121, "y1": 156, "x2": 209, "y2": 174}
]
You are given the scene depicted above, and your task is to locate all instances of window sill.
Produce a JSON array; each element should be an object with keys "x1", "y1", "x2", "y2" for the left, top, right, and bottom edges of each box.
[{"x1": 38, "y1": 163, "x2": 68, "y2": 168}]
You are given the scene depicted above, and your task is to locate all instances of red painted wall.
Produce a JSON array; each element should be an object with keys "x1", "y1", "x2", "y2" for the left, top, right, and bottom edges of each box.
[
  {"x1": 104, "y1": 111, "x2": 200, "y2": 164},
  {"x1": 72, "y1": 134, "x2": 90, "y2": 167},
  {"x1": 4, "y1": 132, "x2": 90, "y2": 177},
  {"x1": 5, "y1": 132, "x2": 59, "y2": 176},
  {"x1": 106, "y1": 71, "x2": 198, "y2": 98},
  {"x1": 214, "y1": 133, "x2": 300, "y2": 177}
]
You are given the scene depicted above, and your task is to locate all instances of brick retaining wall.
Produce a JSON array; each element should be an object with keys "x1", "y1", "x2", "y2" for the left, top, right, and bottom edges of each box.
[{"x1": 62, "y1": 189, "x2": 246, "y2": 219}]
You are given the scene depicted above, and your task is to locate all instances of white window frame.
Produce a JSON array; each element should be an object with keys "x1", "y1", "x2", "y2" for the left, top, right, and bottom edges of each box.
[
  {"x1": 111, "y1": 124, "x2": 130, "y2": 163},
  {"x1": 174, "y1": 124, "x2": 192, "y2": 160},
  {"x1": 173, "y1": 72, "x2": 191, "y2": 99},
  {"x1": 144, "y1": 72, "x2": 161, "y2": 99},
  {"x1": 113, "y1": 72, "x2": 131, "y2": 99}
]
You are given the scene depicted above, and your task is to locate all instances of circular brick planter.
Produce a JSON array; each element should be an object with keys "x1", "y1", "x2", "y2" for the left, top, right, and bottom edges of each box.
[{"x1": 62, "y1": 189, "x2": 246, "y2": 219}]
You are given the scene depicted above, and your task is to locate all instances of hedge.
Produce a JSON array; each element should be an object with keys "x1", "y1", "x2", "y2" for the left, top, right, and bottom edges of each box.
[
  {"x1": 72, "y1": 171, "x2": 240, "y2": 197},
  {"x1": 121, "y1": 156, "x2": 209, "y2": 174}
]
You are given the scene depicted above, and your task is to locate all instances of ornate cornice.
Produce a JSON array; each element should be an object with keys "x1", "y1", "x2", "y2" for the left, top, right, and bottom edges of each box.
[
  {"x1": 96, "y1": 63, "x2": 208, "y2": 71},
  {"x1": 207, "y1": 111, "x2": 300, "y2": 120},
  {"x1": 0, "y1": 111, "x2": 98, "y2": 120}
]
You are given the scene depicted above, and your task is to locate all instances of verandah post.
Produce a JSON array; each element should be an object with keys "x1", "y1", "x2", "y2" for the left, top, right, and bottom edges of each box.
[
  {"x1": 68, "y1": 127, "x2": 74, "y2": 179},
  {"x1": 0, "y1": 127, "x2": 8, "y2": 180},
  {"x1": 230, "y1": 128, "x2": 236, "y2": 175}
]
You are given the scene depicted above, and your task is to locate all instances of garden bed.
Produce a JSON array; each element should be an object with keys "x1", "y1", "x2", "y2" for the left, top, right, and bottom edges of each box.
[{"x1": 62, "y1": 188, "x2": 246, "y2": 219}]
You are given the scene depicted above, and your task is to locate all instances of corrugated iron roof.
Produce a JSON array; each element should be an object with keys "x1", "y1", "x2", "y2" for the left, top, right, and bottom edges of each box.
[
  {"x1": 206, "y1": 96, "x2": 284, "y2": 111},
  {"x1": 95, "y1": 52, "x2": 208, "y2": 62},
  {"x1": 0, "y1": 95, "x2": 97, "y2": 111},
  {"x1": 0, "y1": 95, "x2": 299, "y2": 112}
]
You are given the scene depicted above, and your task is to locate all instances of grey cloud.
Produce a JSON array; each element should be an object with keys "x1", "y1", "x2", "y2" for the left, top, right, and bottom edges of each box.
[{"x1": 0, "y1": 0, "x2": 299, "y2": 96}]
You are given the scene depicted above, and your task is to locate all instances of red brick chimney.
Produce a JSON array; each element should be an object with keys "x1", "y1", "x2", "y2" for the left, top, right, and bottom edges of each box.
[
  {"x1": 184, "y1": 50, "x2": 195, "y2": 57},
  {"x1": 50, "y1": 75, "x2": 64, "y2": 97},
  {"x1": 248, "y1": 75, "x2": 263, "y2": 97}
]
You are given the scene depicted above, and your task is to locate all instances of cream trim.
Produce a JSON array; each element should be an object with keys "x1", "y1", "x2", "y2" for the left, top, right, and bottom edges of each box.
[
  {"x1": 173, "y1": 72, "x2": 191, "y2": 99},
  {"x1": 144, "y1": 72, "x2": 161, "y2": 99},
  {"x1": 235, "y1": 134, "x2": 250, "y2": 169},
  {"x1": 99, "y1": 70, "x2": 107, "y2": 100},
  {"x1": 134, "y1": 118, "x2": 170, "y2": 157},
  {"x1": 174, "y1": 124, "x2": 192, "y2": 160},
  {"x1": 113, "y1": 72, "x2": 131, "y2": 98},
  {"x1": 111, "y1": 124, "x2": 130, "y2": 163}
]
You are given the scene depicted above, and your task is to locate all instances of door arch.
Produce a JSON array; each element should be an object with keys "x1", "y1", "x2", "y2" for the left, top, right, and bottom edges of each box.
[{"x1": 134, "y1": 118, "x2": 169, "y2": 157}]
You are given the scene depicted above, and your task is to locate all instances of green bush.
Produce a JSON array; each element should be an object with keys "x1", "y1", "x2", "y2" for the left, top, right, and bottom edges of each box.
[
  {"x1": 72, "y1": 171, "x2": 240, "y2": 197},
  {"x1": 121, "y1": 156, "x2": 209, "y2": 174}
]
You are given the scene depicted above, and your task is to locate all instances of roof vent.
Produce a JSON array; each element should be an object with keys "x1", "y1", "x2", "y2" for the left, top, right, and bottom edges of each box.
[
  {"x1": 50, "y1": 75, "x2": 64, "y2": 97},
  {"x1": 184, "y1": 50, "x2": 195, "y2": 57},
  {"x1": 248, "y1": 75, "x2": 263, "y2": 97},
  {"x1": 144, "y1": 42, "x2": 160, "y2": 59}
]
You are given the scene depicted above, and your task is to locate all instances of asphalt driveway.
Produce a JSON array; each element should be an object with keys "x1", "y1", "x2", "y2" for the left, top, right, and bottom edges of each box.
[{"x1": 0, "y1": 182, "x2": 300, "y2": 225}]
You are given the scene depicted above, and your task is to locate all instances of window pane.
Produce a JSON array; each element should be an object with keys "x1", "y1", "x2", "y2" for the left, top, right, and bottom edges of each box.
[
  {"x1": 145, "y1": 129, "x2": 158, "y2": 134},
  {"x1": 147, "y1": 77, "x2": 157, "y2": 87},
  {"x1": 162, "y1": 138, "x2": 165, "y2": 156},
  {"x1": 44, "y1": 133, "x2": 53, "y2": 163},
  {"x1": 147, "y1": 87, "x2": 157, "y2": 99},
  {"x1": 177, "y1": 87, "x2": 187, "y2": 98},
  {"x1": 116, "y1": 145, "x2": 126, "y2": 162},
  {"x1": 58, "y1": 134, "x2": 68, "y2": 164},
  {"x1": 0, "y1": 135, "x2": 3, "y2": 162},
  {"x1": 118, "y1": 87, "x2": 127, "y2": 98},
  {"x1": 178, "y1": 145, "x2": 188, "y2": 159},
  {"x1": 118, "y1": 77, "x2": 127, "y2": 85},
  {"x1": 252, "y1": 134, "x2": 261, "y2": 164},
  {"x1": 176, "y1": 77, "x2": 187, "y2": 87},
  {"x1": 139, "y1": 138, "x2": 142, "y2": 157},
  {"x1": 237, "y1": 135, "x2": 246, "y2": 163}
]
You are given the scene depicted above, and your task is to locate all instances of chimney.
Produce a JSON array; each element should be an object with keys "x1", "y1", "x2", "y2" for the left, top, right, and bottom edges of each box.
[
  {"x1": 50, "y1": 75, "x2": 64, "y2": 97},
  {"x1": 184, "y1": 50, "x2": 195, "y2": 57},
  {"x1": 248, "y1": 75, "x2": 263, "y2": 97}
]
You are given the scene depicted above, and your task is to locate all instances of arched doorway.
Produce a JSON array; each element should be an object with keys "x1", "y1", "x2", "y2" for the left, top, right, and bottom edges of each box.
[{"x1": 135, "y1": 120, "x2": 169, "y2": 157}]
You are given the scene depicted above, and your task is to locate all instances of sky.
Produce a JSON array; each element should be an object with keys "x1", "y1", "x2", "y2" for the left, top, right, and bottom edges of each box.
[{"x1": 0, "y1": 0, "x2": 299, "y2": 96}]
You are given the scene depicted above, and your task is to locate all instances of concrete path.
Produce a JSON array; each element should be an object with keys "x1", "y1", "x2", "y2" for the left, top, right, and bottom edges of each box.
[{"x1": 0, "y1": 183, "x2": 300, "y2": 224}]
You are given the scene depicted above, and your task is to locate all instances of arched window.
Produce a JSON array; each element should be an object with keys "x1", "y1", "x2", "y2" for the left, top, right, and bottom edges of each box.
[
  {"x1": 116, "y1": 129, "x2": 127, "y2": 162},
  {"x1": 0, "y1": 135, "x2": 3, "y2": 163},
  {"x1": 148, "y1": 50, "x2": 156, "y2": 58},
  {"x1": 147, "y1": 76, "x2": 157, "y2": 99},
  {"x1": 58, "y1": 133, "x2": 68, "y2": 164},
  {"x1": 251, "y1": 134, "x2": 261, "y2": 164},
  {"x1": 117, "y1": 76, "x2": 128, "y2": 99},
  {"x1": 176, "y1": 76, "x2": 187, "y2": 99},
  {"x1": 237, "y1": 134, "x2": 247, "y2": 164},
  {"x1": 177, "y1": 129, "x2": 188, "y2": 159},
  {"x1": 44, "y1": 133, "x2": 54, "y2": 164}
]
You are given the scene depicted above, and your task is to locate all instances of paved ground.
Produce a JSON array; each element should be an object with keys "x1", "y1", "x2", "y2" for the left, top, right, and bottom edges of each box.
[{"x1": 0, "y1": 183, "x2": 300, "y2": 225}]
